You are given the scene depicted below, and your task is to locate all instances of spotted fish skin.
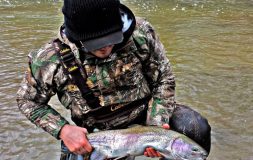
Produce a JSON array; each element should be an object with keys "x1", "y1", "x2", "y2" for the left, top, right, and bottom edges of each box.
[{"x1": 86, "y1": 125, "x2": 207, "y2": 160}]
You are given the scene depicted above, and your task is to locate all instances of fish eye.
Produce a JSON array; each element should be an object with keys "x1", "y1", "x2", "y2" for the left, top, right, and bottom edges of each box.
[{"x1": 191, "y1": 147, "x2": 199, "y2": 152}]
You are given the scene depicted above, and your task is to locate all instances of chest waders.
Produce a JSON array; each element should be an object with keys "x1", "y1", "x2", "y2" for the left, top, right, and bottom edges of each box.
[{"x1": 53, "y1": 39, "x2": 151, "y2": 132}]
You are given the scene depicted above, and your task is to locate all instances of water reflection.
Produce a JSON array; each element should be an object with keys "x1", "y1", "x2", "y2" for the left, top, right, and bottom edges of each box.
[{"x1": 0, "y1": 0, "x2": 252, "y2": 159}]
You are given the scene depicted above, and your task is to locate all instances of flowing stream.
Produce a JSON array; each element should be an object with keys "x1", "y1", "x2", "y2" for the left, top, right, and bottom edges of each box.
[{"x1": 0, "y1": 0, "x2": 252, "y2": 159}]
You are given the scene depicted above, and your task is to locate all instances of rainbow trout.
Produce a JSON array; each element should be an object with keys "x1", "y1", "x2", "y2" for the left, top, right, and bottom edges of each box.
[{"x1": 86, "y1": 125, "x2": 207, "y2": 160}]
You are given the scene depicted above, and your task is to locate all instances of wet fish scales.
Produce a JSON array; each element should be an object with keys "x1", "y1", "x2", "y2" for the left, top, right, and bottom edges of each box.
[{"x1": 86, "y1": 125, "x2": 207, "y2": 160}]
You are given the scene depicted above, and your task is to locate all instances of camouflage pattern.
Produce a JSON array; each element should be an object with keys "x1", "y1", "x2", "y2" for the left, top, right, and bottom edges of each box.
[{"x1": 16, "y1": 17, "x2": 176, "y2": 139}]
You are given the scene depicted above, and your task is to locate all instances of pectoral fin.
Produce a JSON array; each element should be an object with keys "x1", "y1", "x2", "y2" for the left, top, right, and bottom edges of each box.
[{"x1": 89, "y1": 149, "x2": 107, "y2": 160}]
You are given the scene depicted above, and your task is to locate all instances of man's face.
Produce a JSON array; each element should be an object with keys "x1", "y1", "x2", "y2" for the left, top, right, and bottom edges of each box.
[{"x1": 90, "y1": 45, "x2": 114, "y2": 59}]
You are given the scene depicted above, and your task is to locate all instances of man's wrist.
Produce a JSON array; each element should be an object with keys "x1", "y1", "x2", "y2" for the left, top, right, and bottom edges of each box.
[{"x1": 57, "y1": 123, "x2": 69, "y2": 140}]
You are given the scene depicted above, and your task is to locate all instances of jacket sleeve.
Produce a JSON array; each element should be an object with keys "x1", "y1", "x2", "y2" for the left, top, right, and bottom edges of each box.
[
  {"x1": 16, "y1": 45, "x2": 69, "y2": 139},
  {"x1": 134, "y1": 19, "x2": 176, "y2": 126}
]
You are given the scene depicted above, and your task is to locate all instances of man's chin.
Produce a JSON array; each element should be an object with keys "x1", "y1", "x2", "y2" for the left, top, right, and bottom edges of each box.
[{"x1": 95, "y1": 53, "x2": 111, "y2": 59}]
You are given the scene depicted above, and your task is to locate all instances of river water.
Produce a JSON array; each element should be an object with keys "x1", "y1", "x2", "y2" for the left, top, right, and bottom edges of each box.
[{"x1": 0, "y1": 0, "x2": 252, "y2": 159}]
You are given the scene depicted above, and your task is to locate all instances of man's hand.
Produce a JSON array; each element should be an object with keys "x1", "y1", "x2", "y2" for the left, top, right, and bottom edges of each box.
[
  {"x1": 59, "y1": 124, "x2": 93, "y2": 155},
  {"x1": 162, "y1": 123, "x2": 170, "y2": 130},
  {"x1": 144, "y1": 124, "x2": 170, "y2": 158}
]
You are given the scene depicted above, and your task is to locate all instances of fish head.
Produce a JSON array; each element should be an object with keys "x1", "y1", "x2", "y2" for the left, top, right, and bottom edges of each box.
[{"x1": 161, "y1": 136, "x2": 208, "y2": 160}]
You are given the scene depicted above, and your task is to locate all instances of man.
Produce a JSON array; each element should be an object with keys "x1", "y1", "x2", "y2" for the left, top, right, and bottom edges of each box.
[{"x1": 17, "y1": 0, "x2": 211, "y2": 159}]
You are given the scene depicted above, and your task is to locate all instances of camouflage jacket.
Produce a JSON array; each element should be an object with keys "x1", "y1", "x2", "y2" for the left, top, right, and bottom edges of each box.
[{"x1": 17, "y1": 18, "x2": 176, "y2": 139}]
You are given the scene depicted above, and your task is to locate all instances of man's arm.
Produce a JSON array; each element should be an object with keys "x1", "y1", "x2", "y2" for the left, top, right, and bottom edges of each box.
[
  {"x1": 134, "y1": 19, "x2": 176, "y2": 126},
  {"x1": 17, "y1": 46, "x2": 92, "y2": 154},
  {"x1": 146, "y1": 32, "x2": 176, "y2": 126},
  {"x1": 134, "y1": 18, "x2": 176, "y2": 158},
  {"x1": 16, "y1": 49, "x2": 69, "y2": 139}
]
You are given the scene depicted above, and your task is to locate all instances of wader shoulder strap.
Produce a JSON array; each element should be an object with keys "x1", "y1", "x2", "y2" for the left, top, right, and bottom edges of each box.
[{"x1": 53, "y1": 40, "x2": 101, "y2": 109}]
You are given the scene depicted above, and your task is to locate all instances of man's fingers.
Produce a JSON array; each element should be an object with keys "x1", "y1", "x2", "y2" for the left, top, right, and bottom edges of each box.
[
  {"x1": 82, "y1": 128, "x2": 88, "y2": 134},
  {"x1": 80, "y1": 128, "x2": 93, "y2": 152},
  {"x1": 147, "y1": 147, "x2": 159, "y2": 157},
  {"x1": 79, "y1": 138, "x2": 92, "y2": 153},
  {"x1": 162, "y1": 124, "x2": 170, "y2": 129},
  {"x1": 146, "y1": 148, "x2": 154, "y2": 157},
  {"x1": 83, "y1": 142, "x2": 93, "y2": 153},
  {"x1": 157, "y1": 151, "x2": 162, "y2": 157},
  {"x1": 74, "y1": 147, "x2": 87, "y2": 155}
]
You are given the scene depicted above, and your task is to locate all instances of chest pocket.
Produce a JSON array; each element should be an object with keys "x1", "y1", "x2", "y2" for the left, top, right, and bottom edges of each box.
[
  {"x1": 85, "y1": 51, "x2": 143, "y2": 94},
  {"x1": 84, "y1": 52, "x2": 144, "y2": 95},
  {"x1": 85, "y1": 44, "x2": 149, "y2": 105},
  {"x1": 112, "y1": 52, "x2": 144, "y2": 88},
  {"x1": 90, "y1": 51, "x2": 145, "y2": 96}
]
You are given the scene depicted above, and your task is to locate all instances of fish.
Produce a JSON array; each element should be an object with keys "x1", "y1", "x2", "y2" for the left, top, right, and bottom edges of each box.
[{"x1": 86, "y1": 125, "x2": 207, "y2": 160}]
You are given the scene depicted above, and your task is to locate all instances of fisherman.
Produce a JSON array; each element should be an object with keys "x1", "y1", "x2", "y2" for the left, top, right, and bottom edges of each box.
[{"x1": 17, "y1": 0, "x2": 211, "y2": 159}]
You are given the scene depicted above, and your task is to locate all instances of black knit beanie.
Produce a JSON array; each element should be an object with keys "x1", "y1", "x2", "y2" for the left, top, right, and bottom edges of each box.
[{"x1": 62, "y1": 0, "x2": 124, "y2": 51}]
